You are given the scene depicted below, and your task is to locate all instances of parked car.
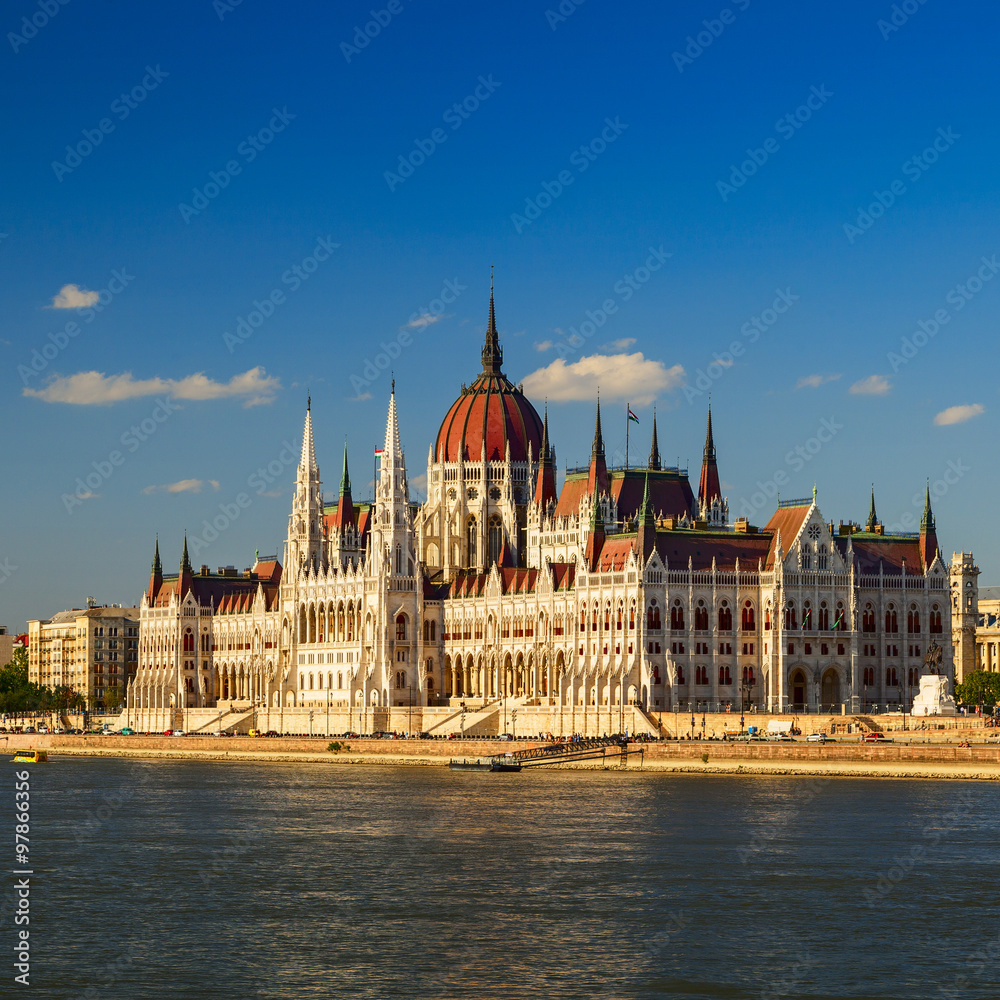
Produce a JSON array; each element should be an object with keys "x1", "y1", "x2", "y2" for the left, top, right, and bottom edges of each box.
[
  {"x1": 806, "y1": 732, "x2": 833, "y2": 742},
  {"x1": 264, "y1": 730, "x2": 280, "y2": 738},
  {"x1": 163, "y1": 729, "x2": 173, "y2": 736},
  {"x1": 119, "y1": 728, "x2": 136, "y2": 735},
  {"x1": 172, "y1": 730, "x2": 186, "y2": 737},
  {"x1": 861, "y1": 732, "x2": 891, "y2": 742}
]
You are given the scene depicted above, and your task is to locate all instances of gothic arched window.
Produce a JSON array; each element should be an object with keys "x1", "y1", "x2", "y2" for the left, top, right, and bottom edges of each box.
[
  {"x1": 467, "y1": 516, "x2": 477, "y2": 566},
  {"x1": 488, "y1": 515, "x2": 503, "y2": 565}
]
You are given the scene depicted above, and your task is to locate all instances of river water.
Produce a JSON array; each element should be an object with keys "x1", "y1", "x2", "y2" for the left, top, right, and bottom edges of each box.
[{"x1": 10, "y1": 758, "x2": 999, "y2": 998}]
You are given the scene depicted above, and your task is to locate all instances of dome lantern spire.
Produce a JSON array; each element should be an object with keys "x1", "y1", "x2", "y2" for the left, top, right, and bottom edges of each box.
[{"x1": 481, "y1": 267, "x2": 503, "y2": 376}]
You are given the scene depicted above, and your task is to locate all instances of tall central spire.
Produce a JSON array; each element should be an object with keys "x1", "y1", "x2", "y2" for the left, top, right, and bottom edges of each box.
[
  {"x1": 300, "y1": 395, "x2": 317, "y2": 471},
  {"x1": 648, "y1": 410, "x2": 661, "y2": 471},
  {"x1": 587, "y1": 396, "x2": 609, "y2": 496},
  {"x1": 481, "y1": 267, "x2": 503, "y2": 376}
]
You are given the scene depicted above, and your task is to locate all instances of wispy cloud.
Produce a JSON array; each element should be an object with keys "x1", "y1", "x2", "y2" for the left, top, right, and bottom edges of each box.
[
  {"x1": 796, "y1": 373, "x2": 842, "y2": 390},
  {"x1": 599, "y1": 337, "x2": 636, "y2": 351},
  {"x1": 48, "y1": 284, "x2": 99, "y2": 309},
  {"x1": 142, "y1": 478, "x2": 210, "y2": 495},
  {"x1": 849, "y1": 374, "x2": 891, "y2": 396},
  {"x1": 534, "y1": 340, "x2": 555, "y2": 352},
  {"x1": 934, "y1": 403, "x2": 984, "y2": 426},
  {"x1": 404, "y1": 313, "x2": 445, "y2": 330},
  {"x1": 24, "y1": 366, "x2": 281, "y2": 407},
  {"x1": 521, "y1": 352, "x2": 685, "y2": 407}
]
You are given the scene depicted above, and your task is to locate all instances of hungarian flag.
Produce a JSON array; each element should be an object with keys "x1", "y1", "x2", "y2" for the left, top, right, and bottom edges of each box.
[
  {"x1": 628, "y1": 408, "x2": 639, "y2": 424},
  {"x1": 374, "y1": 447, "x2": 384, "y2": 457},
  {"x1": 832, "y1": 610, "x2": 844, "y2": 630}
]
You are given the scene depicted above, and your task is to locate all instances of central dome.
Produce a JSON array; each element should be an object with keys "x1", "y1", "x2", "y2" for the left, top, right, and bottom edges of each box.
[{"x1": 435, "y1": 289, "x2": 543, "y2": 463}]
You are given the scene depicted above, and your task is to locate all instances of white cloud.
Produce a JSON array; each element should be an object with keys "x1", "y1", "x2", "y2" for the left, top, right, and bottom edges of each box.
[
  {"x1": 48, "y1": 284, "x2": 99, "y2": 309},
  {"x1": 934, "y1": 403, "x2": 984, "y2": 426},
  {"x1": 405, "y1": 313, "x2": 445, "y2": 330},
  {"x1": 521, "y1": 353, "x2": 685, "y2": 407},
  {"x1": 209, "y1": 479, "x2": 220, "y2": 491},
  {"x1": 534, "y1": 340, "x2": 554, "y2": 352},
  {"x1": 142, "y1": 479, "x2": 207, "y2": 495},
  {"x1": 796, "y1": 373, "x2": 842, "y2": 390},
  {"x1": 849, "y1": 374, "x2": 891, "y2": 396},
  {"x1": 599, "y1": 337, "x2": 636, "y2": 351},
  {"x1": 24, "y1": 366, "x2": 281, "y2": 407},
  {"x1": 74, "y1": 491, "x2": 99, "y2": 501},
  {"x1": 350, "y1": 391, "x2": 373, "y2": 402}
]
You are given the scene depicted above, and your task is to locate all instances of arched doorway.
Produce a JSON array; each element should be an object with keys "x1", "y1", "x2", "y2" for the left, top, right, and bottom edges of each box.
[
  {"x1": 790, "y1": 668, "x2": 808, "y2": 710},
  {"x1": 821, "y1": 669, "x2": 841, "y2": 711}
]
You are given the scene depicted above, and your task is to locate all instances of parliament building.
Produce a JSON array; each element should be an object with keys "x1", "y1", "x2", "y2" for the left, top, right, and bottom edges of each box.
[{"x1": 129, "y1": 288, "x2": 976, "y2": 735}]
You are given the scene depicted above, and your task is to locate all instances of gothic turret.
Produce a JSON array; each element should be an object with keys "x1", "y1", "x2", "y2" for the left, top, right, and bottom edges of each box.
[
  {"x1": 286, "y1": 397, "x2": 324, "y2": 572},
  {"x1": 371, "y1": 382, "x2": 414, "y2": 579},
  {"x1": 637, "y1": 468, "x2": 657, "y2": 563},
  {"x1": 533, "y1": 407, "x2": 557, "y2": 509},
  {"x1": 919, "y1": 482, "x2": 938, "y2": 570},
  {"x1": 587, "y1": 398, "x2": 609, "y2": 496},
  {"x1": 648, "y1": 411, "x2": 661, "y2": 471},
  {"x1": 481, "y1": 271, "x2": 503, "y2": 376},
  {"x1": 865, "y1": 487, "x2": 879, "y2": 533},
  {"x1": 696, "y1": 405, "x2": 727, "y2": 527},
  {"x1": 697, "y1": 405, "x2": 721, "y2": 505},
  {"x1": 336, "y1": 442, "x2": 354, "y2": 529},
  {"x1": 178, "y1": 533, "x2": 193, "y2": 598},
  {"x1": 148, "y1": 537, "x2": 162, "y2": 601}
]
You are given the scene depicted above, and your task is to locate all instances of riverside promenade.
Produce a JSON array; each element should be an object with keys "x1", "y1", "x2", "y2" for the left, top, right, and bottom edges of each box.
[{"x1": 10, "y1": 732, "x2": 1000, "y2": 780}]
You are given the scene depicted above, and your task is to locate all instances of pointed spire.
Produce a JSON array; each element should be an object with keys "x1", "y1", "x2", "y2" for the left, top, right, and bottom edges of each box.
[
  {"x1": 481, "y1": 268, "x2": 503, "y2": 375},
  {"x1": 866, "y1": 486, "x2": 878, "y2": 532},
  {"x1": 181, "y1": 533, "x2": 192, "y2": 574},
  {"x1": 921, "y1": 481, "x2": 935, "y2": 532},
  {"x1": 639, "y1": 468, "x2": 655, "y2": 526},
  {"x1": 919, "y1": 480, "x2": 938, "y2": 571},
  {"x1": 533, "y1": 406, "x2": 557, "y2": 508},
  {"x1": 697, "y1": 404, "x2": 721, "y2": 505},
  {"x1": 340, "y1": 441, "x2": 351, "y2": 497},
  {"x1": 592, "y1": 395, "x2": 605, "y2": 460},
  {"x1": 148, "y1": 536, "x2": 163, "y2": 601},
  {"x1": 585, "y1": 491, "x2": 605, "y2": 571},
  {"x1": 648, "y1": 410, "x2": 661, "y2": 471},
  {"x1": 587, "y1": 397, "x2": 609, "y2": 497},
  {"x1": 300, "y1": 397, "x2": 317, "y2": 472},
  {"x1": 383, "y1": 381, "x2": 403, "y2": 464}
]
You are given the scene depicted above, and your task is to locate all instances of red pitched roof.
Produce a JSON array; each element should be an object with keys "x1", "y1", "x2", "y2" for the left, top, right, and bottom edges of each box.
[
  {"x1": 652, "y1": 531, "x2": 771, "y2": 571},
  {"x1": 762, "y1": 504, "x2": 811, "y2": 568},
  {"x1": 835, "y1": 536, "x2": 925, "y2": 575},
  {"x1": 150, "y1": 561, "x2": 282, "y2": 612},
  {"x1": 555, "y1": 469, "x2": 695, "y2": 519}
]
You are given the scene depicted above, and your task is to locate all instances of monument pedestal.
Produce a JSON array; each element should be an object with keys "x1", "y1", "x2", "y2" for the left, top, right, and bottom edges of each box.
[{"x1": 910, "y1": 675, "x2": 957, "y2": 717}]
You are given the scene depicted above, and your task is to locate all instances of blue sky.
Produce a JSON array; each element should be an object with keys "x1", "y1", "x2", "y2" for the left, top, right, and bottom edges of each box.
[{"x1": 2, "y1": 0, "x2": 998, "y2": 630}]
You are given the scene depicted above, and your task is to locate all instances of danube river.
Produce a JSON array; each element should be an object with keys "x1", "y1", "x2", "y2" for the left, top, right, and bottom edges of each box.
[{"x1": 16, "y1": 758, "x2": 1000, "y2": 998}]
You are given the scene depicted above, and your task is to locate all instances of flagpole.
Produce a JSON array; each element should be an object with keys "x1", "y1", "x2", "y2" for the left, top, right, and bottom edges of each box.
[{"x1": 625, "y1": 402, "x2": 629, "y2": 471}]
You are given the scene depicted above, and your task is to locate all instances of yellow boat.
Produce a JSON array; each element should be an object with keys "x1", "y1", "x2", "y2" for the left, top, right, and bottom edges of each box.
[{"x1": 12, "y1": 750, "x2": 47, "y2": 763}]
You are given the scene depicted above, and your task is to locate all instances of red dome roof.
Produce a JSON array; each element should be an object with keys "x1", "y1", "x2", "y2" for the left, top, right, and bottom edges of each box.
[{"x1": 435, "y1": 288, "x2": 543, "y2": 463}]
